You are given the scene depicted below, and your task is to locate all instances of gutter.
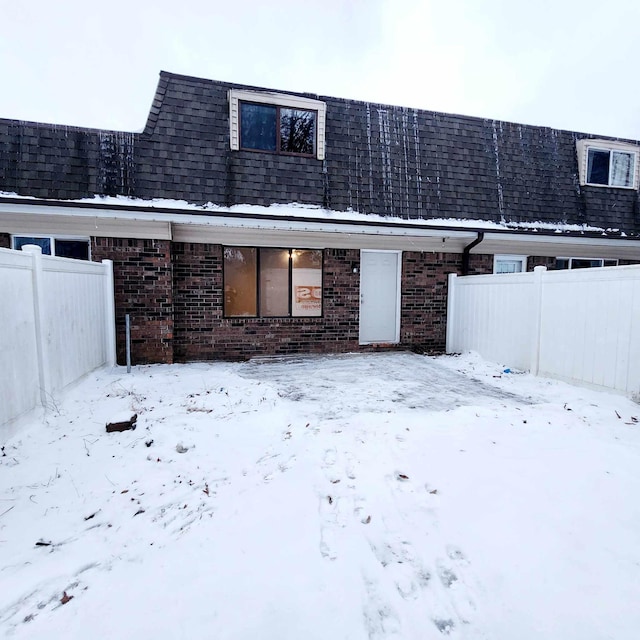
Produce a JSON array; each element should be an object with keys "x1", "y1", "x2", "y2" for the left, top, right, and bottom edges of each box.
[
  {"x1": 462, "y1": 232, "x2": 485, "y2": 275},
  {"x1": 0, "y1": 195, "x2": 633, "y2": 240}
]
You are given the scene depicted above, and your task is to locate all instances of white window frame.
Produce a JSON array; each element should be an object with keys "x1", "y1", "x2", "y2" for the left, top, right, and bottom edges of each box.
[
  {"x1": 11, "y1": 234, "x2": 91, "y2": 260},
  {"x1": 228, "y1": 89, "x2": 326, "y2": 160},
  {"x1": 555, "y1": 257, "x2": 619, "y2": 269},
  {"x1": 576, "y1": 139, "x2": 639, "y2": 189},
  {"x1": 493, "y1": 254, "x2": 527, "y2": 274}
]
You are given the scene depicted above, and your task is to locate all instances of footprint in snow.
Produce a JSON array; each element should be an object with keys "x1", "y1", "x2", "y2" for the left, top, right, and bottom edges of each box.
[
  {"x1": 361, "y1": 575, "x2": 402, "y2": 639},
  {"x1": 368, "y1": 539, "x2": 432, "y2": 601}
]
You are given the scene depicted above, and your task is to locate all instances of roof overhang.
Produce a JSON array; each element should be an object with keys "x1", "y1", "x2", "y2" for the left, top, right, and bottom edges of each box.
[{"x1": 1, "y1": 198, "x2": 639, "y2": 260}]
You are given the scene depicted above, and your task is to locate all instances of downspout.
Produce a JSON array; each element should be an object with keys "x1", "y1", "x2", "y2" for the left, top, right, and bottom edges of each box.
[{"x1": 462, "y1": 232, "x2": 485, "y2": 275}]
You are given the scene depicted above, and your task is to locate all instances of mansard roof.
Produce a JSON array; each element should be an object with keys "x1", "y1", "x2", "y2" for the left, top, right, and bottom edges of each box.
[{"x1": 1, "y1": 70, "x2": 639, "y2": 236}]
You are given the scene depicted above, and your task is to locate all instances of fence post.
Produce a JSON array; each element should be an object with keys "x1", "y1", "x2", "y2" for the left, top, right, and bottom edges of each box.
[
  {"x1": 102, "y1": 259, "x2": 117, "y2": 367},
  {"x1": 446, "y1": 272, "x2": 458, "y2": 354},
  {"x1": 22, "y1": 245, "x2": 52, "y2": 406},
  {"x1": 530, "y1": 266, "x2": 546, "y2": 376}
]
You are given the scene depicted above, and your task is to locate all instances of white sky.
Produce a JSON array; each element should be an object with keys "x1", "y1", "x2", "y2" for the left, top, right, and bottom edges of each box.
[{"x1": 1, "y1": 0, "x2": 639, "y2": 139}]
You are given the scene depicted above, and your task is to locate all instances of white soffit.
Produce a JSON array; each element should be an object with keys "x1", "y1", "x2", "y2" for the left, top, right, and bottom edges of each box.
[
  {"x1": 0, "y1": 211, "x2": 172, "y2": 240},
  {"x1": 0, "y1": 201, "x2": 639, "y2": 258},
  {"x1": 475, "y1": 233, "x2": 640, "y2": 260},
  {"x1": 171, "y1": 223, "x2": 474, "y2": 251}
]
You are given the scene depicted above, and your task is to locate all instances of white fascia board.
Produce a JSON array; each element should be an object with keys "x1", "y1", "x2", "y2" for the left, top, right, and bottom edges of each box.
[
  {"x1": 0, "y1": 201, "x2": 476, "y2": 248},
  {"x1": 0, "y1": 206, "x2": 173, "y2": 240},
  {"x1": 1, "y1": 201, "x2": 639, "y2": 258},
  {"x1": 477, "y1": 232, "x2": 640, "y2": 260}
]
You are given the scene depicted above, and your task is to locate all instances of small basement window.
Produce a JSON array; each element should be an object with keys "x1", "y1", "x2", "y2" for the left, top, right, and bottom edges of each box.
[
  {"x1": 229, "y1": 89, "x2": 326, "y2": 160},
  {"x1": 12, "y1": 235, "x2": 90, "y2": 260},
  {"x1": 576, "y1": 139, "x2": 639, "y2": 189},
  {"x1": 223, "y1": 247, "x2": 323, "y2": 318},
  {"x1": 494, "y1": 255, "x2": 527, "y2": 273}
]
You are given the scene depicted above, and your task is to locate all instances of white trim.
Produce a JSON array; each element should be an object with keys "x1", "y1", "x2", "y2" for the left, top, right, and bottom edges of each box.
[
  {"x1": 493, "y1": 254, "x2": 527, "y2": 273},
  {"x1": 228, "y1": 88, "x2": 326, "y2": 160},
  {"x1": 358, "y1": 249, "x2": 402, "y2": 345},
  {"x1": 1, "y1": 202, "x2": 639, "y2": 259},
  {"x1": 576, "y1": 139, "x2": 640, "y2": 189}
]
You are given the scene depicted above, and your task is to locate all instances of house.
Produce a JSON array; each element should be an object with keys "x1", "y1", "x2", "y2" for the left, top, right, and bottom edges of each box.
[{"x1": 1, "y1": 71, "x2": 639, "y2": 365}]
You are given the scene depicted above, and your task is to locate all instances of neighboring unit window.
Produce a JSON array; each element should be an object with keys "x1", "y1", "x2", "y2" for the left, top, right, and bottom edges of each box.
[
  {"x1": 494, "y1": 255, "x2": 527, "y2": 274},
  {"x1": 587, "y1": 148, "x2": 635, "y2": 187},
  {"x1": 240, "y1": 102, "x2": 316, "y2": 156},
  {"x1": 224, "y1": 247, "x2": 322, "y2": 318},
  {"x1": 576, "y1": 139, "x2": 639, "y2": 189},
  {"x1": 12, "y1": 235, "x2": 90, "y2": 260},
  {"x1": 555, "y1": 257, "x2": 618, "y2": 270},
  {"x1": 229, "y1": 89, "x2": 327, "y2": 160}
]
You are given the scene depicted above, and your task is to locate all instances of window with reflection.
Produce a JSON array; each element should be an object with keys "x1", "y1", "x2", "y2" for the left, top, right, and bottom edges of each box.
[
  {"x1": 223, "y1": 247, "x2": 322, "y2": 317},
  {"x1": 12, "y1": 235, "x2": 90, "y2": 260},
  {"x1": 587, "y1": 148, "x2": 635, "y2": 187},
  {"x1": 240, "y1": 102, "x2": 316, "y2": 156},
  {"x1": 555, "y1": 257, "x2": 618, "y2": 270}
]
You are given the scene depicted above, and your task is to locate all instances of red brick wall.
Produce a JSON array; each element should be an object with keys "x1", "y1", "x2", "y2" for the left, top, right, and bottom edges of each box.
[
  {"x1": 172, "y1": 244, "x2": 361, "y2": 360},
  {"x1": 91, "y1": 238, "x2": 173, "y2": 365},
  {"x1": 0, "y1": 233, "x2": 10, "y2": 249},
  {"x1": 97, "y1": 240, "x2": 624, "y2": 364},
  {"x1": 467, "y1": 253, "x2": 493, "y2": 274},
  {"x1": 528, "y1": 256, "x2": 557, "y2": 270},
  {"x1": 401, "y1": 252, "x2": 463, "y2": 353},
  {"x1": 173, "y1": 244, "x2": 472, "y2": 360}
]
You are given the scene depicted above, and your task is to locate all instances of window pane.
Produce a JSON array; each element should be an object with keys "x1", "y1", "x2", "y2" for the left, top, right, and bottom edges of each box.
[
  {"x1": 292, "y1": 249, "x2": 322, "y2": 317},
  {"x1": 224, "y1": 247, "x2": 257, "y2": 316},
  {"x1": 587, "y1": 149, "x2": 610, "y2": 185},
  {"x1": 610, "y1": 151, "x2": 634, "y2": 187},
  {"x1": 13, "y1": 236, "x2": 51, "y2": 254},
  {"x1": 280, "y1": 108, "x2": 316, "y2": 155},
  {"x1": 55, "y1": 239, "x2": 89, "y2": 260},
  {"x1": 604, "y1": 259, "x2": 618, "y2": 267},
  {"x1": 571, "y1": 258, "x2": 603, "y2": 269},
  {"x1": 555, "y1": 258, "x2": 570, "y2": 270},
  {"x1": 496, "y1": 260, "x2": 522, "y2": 273},
  {"x1": 259, "y1": 249, "x2": 290, "y2": 317},
  {"x1": 240, "y1": 102, "x2": 277, "y2": 151}
]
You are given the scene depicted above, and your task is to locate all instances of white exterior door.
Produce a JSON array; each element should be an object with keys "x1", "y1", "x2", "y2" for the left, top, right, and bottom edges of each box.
[{"x1": 359, "y1": 250, "x2": 401, "y2": 344}]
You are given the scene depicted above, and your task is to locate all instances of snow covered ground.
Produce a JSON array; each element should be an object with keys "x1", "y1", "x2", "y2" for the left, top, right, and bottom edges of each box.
[{"x1": 1, "y1": 352, "x2": 639, "y2": 640}]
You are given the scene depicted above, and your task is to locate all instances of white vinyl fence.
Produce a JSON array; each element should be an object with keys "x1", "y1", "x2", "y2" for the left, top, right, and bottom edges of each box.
[
  {"x1": 1, "y1": 246, "x2": 116, "y2": 432},
  {"x1": 447, "y1": 265, "x2": 640, "y2": 396}
]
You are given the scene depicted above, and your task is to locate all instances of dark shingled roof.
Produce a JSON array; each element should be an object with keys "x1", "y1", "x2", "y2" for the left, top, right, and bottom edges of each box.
[{"x1": 1, "y1": 70, "x2": 639, "y2": 235}]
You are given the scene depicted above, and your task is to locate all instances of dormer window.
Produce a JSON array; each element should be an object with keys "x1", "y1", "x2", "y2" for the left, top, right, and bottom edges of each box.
[
  {"x1": 229, "y1": 89, "x2": 326, "y2": 160},
  {"x1": 576, "y1": 139, "x2": 639, "y2": 189},
  {"x1": 240, "y1": 102, "x2": 316, "y2": 156}
]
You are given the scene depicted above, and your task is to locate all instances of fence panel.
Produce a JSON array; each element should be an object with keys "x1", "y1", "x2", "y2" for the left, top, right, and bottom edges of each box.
[
  {"x1": 42, "y1": 256, "x2": 112, "y2": 392},
  {"x1": 537, "y1": 266, "x2": 640, "y2": 394},
  {"x1": 1, "y1": 247, "x2": 115, "y2": 434},
  {"x1": 447, "y1": 271, "x2": 536, "y2": 371},
  {"x1": 447, "y1": 265, "x2": 640, "y2": 396},
  {"x1": 0, "y1": 250, "x2": 40, "y2": 428}
]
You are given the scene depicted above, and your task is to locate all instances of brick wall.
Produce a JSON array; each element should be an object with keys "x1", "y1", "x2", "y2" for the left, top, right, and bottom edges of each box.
[
  {"x1": 528, "y1": 256, "x2": 557, "y2": 270},
  {"x1": 0, "y1": 233, "x2": 9, "y2": 249},
  {"x1": 91, "y1": 238, "x2": 173, "y2": 365},
  {"x1": 88, "y1": 240, "x2": 582, "y2": 364},
  {"x1": 171, "y1": 244, "x2": 480, "y2": 360},
  {"x1": 172, "y1": 244, "x2": 361, "y2": 360},
  {"x1": 467, "y1": 253, "x2": 493, "y2": 274},
  {"x1": 401, "y1": 252, "x2": 463, "y2": 352}
]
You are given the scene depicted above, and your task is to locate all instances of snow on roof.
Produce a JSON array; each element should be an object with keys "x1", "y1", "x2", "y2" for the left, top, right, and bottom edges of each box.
[{"x1": 0, "y1": 191, "x2": 609, "y2": 235}]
